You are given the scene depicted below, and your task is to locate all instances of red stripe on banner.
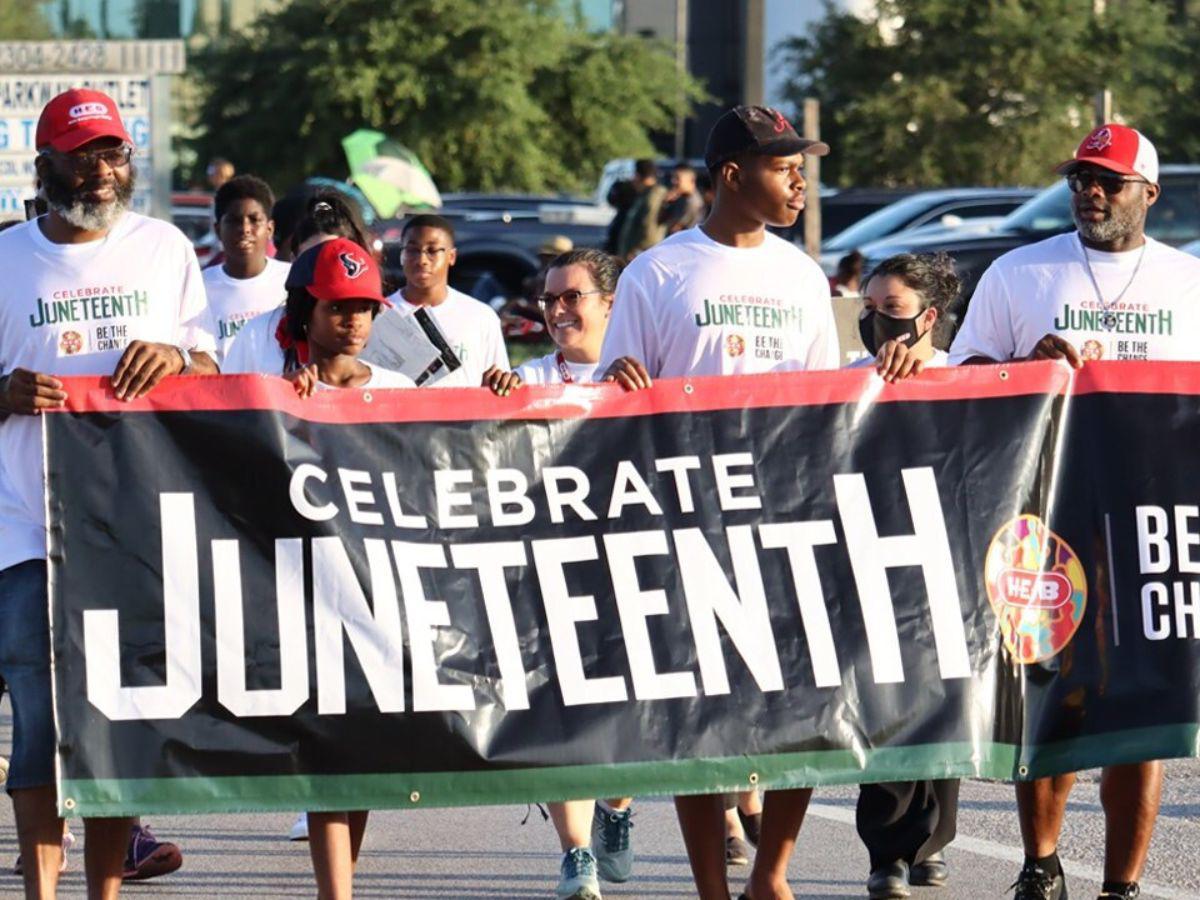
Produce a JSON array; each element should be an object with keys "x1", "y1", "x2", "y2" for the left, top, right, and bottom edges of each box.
[
  {"x1": 46, "y1": 360, "x2": 1117, "y2": 424},
  {"x1": 1072, "y1": 360, "x2": 1200, "y2": 396}
]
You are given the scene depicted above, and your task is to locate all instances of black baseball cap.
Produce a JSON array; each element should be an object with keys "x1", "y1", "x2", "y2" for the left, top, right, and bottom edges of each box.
[{"x1": 703, "y1": 105, "x2": 830, "y2": 170}]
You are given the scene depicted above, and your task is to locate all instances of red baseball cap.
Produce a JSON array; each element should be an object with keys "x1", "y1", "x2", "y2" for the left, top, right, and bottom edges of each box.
[
  {"x1": 286, "y1": 237, "x2": 388, "y2": 304},
  {"x1": 35, "y1": 88, "x2": 133, "y2": 153},
  {"x1": 1054, "y1": 123, "x2": 1159, "y2": 183}
]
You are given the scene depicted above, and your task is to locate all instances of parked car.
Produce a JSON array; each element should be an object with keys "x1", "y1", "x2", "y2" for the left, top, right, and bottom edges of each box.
[
  {"x1": 171, "y1": 191, "x2": 218, "y2": 265},
  {"x1": 861, "y1": 165, "x2": 1200, "y2": 303},
  {"x1": 817, "y1": 187, "x2": 1038, "y2": 274}
]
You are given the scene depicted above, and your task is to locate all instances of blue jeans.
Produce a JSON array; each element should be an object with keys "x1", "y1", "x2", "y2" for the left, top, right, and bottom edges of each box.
[{"x1": 0, "y1": 560, "x2": 55, "y2": 791}]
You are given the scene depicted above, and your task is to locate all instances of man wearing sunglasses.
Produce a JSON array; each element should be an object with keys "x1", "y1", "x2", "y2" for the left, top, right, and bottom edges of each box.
[
  {"x1": 0, "y1": 88, "x2": 216, "y2": 899},
  {"x1": 950, "y1": 125, "x2": 1200, "y2": 900}
]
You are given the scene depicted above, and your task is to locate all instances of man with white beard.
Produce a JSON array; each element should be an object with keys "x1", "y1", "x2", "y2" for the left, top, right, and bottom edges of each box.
[
  {"x1": 951, "y1": 124, "x2": 1200, "y2": 900},
  {"x1": 0, "y1": 88, "x2": 217, "y2": 898}
]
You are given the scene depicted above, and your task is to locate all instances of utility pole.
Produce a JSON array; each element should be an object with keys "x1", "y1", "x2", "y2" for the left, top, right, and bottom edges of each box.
[
  {"x1": 1093, "y1": 0, "x2": 1111, "y2": 126},
  {"x1": 743, "y1": 0, "x2": 765, "y2": 106},
  {"x1": 803, "y1": 98, "x2": 821, "y2": 260},
  {"x1": 673, "y1": 0, "x2": 688, "y2": 159}
]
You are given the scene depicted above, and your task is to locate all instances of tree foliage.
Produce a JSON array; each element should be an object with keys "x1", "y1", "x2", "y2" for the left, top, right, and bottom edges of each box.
[
  {"x1": 0, "y1": 0, "x2": 55, "y2": 39},
  {"x1": 778, "y1": 0, "x2": 1189, "y2": 187},
  {"x1": 189, "y1": 0, "x2": 703, "y2": 195}
]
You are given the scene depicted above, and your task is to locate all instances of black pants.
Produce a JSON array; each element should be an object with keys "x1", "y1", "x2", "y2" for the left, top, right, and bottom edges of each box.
[{"x1": 856, "y1": 779, "x2": 959, "y2": 870}]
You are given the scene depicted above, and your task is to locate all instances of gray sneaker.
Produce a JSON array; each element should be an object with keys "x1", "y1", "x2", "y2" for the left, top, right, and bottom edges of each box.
[
  {"x1": 556, "y1": 847, "x2": 602, "y2": 900},
  {"x1": 591, "y1": 805, "x2": 633, "y2": 883},
  {"x1": 726, "y1": 835, "x2": 752, "y2": 866}
]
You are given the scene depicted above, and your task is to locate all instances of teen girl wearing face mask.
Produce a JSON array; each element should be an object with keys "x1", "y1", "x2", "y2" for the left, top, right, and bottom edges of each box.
[{"x1": 851, "y1": 252, "x2": 960, "y2": 382}]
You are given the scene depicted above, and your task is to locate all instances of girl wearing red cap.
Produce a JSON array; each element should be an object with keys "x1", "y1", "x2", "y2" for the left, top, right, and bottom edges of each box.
[
  {"x1": 260, "y1": 238, "x2": 410, "y2": 899},
  {"x1": 270, "y1": 237, "x2": 412, "y2": 395}
]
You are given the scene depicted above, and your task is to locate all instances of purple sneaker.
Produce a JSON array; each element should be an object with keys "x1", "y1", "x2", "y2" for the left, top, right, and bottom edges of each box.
[{"x1": 122, "y1": 824, "x2": 182, "y2": 881}]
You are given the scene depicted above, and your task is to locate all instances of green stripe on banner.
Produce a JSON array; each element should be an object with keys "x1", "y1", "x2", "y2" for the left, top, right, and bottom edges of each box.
[
  {"x1": 61, "y1": 741, "x2": 1015, "y2": 817},
  {"x1": 59, "y1": 724, "x2": 1200, "y2": 817},
  {"x1": 1018, "y1": 723, "x2": 1200, "y2": 778}
]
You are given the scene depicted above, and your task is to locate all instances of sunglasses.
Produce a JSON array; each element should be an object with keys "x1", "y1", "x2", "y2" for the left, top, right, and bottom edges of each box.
[
  {"x1": 1066, "y1": 169, "x2": 1148, "y2": 196},
  {"x1": 536, "y1": 289, "x2": 604, "y2": 310}
]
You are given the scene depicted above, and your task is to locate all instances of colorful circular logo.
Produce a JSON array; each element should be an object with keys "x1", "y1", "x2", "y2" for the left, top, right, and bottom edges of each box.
[
  {"x1": 59, "y1": 330, "x2": 83, "y2": 355},
  {"x1": 1081, "y1": 339, "x2": 1104, "y2": 361},
  {"x1": 725, "y1": 334, "x2": 745, "y2": 358},
  {"x1": 984, "y1": 514, "x2": 1087, "y2": 664}
]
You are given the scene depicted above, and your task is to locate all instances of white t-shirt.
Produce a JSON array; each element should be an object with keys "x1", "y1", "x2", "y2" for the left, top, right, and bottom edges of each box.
[
  {"x1": 515, "y1": 352, "x2": 600, "y2": 385},
  {"x1": 312, "y1": 362, "x2": 414, "y2": 390},
  {"x1": 949, "y1": 233, "x2": 1200, "y2": 364},
  {"x1": 847, "y1": 348, "x2": 949, "y2": 369},
  {"x1": 222, "y1": 306, "x2": 286, "y2": 375},
  {"x1": 202, "y1": 258, "x2": 290, "y2": 363},
  {"x1": 0, "y1": 212, "x2": 216, "y2": 570},
  {"x1": 598, "y1": 227, "x2": 840, "y2": 378},
  {"x1": 384, "y1": 287, "x2": 509, "y2": 387}
]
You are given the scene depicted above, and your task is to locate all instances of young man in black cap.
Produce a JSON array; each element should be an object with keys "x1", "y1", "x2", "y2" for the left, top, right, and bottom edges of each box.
[{"x1": 600, "y1": 106, "x2": 839, "y2": 900}]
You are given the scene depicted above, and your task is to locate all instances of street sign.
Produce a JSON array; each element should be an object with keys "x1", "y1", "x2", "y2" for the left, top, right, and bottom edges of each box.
[{"x1": 0, "y1": 41, "x2": 185, "y2": 75}]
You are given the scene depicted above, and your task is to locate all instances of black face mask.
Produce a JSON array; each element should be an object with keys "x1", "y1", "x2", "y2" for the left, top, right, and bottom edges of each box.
[{"x1": 858, "y1": 310, "x2": 926, "y2": 356}]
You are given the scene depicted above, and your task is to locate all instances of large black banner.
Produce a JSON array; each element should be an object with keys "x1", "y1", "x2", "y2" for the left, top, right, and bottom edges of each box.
[{"x1": 44, "y1": 363, "x2": 1200, "y2": 816}]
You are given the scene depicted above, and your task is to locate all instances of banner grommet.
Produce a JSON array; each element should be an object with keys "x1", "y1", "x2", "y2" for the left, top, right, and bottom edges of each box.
[
  {"x1": 409, "y1": 791, "x2": 421, "y2": 804},
  {"x1": 63, "y1": 797, "x2": 76, "y2": 811},
  {"x1": 748, "y1": 772, "x2": 759, "y2": 786}
]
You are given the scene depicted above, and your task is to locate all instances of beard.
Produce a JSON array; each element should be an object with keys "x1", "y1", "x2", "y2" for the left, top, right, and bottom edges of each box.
[
  {"x1": 1073, "y1": 189, "x2": 1147, "y2": 245},
  {"x1": 42, "y1": 163, "x2": 136, "y2": 232}
]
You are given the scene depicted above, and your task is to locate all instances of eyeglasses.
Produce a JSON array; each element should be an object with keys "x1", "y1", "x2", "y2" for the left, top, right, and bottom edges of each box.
[
  {"x1": 536, "y1": 289, "x2": 605, "y2": 310},
  {"x1": 401, "y1": 246, "x2": 450, "y2": 260},
  {"x1": 46, "y1": 144, "x2": 134, "y2": 173},
  {"x1": 1066, "y1": 169, "x2": 1148, "y2": 196}
]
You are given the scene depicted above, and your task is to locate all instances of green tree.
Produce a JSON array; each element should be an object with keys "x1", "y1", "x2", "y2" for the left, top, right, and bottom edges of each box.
[
  {"x1": 777, "y1": 0, "x2": 1186, "y2": 187},
  {"x1": 0, "y1": 0, "x2": 55, "y2": 38},
  {"x1": 189, "y1": 0, "x2": 702, "y2": 195}
]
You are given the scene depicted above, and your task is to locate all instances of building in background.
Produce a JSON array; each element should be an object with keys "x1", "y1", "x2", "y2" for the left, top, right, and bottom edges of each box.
[
  {"x1": 38, "y1": 0, "x2": 283, "y2": 40},
  {"x1": 617, "y1": 0, "x2": 873, "y2": 157}
]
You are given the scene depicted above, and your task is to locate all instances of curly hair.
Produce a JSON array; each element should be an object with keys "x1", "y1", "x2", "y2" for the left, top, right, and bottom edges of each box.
[{"x1": 863, "y1": 251, "x2": 962, "y2": 348}]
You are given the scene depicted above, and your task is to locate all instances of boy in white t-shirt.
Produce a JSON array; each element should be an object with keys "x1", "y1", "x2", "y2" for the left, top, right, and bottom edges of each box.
[
  {"x1": 950, "y1": 124, "x2": 1200, "y2": 900},
  {"x1": 385, "y1": 215, "x2": 508, "y2": 387},
  {"x1": 0, "y1": 88, "x2": 217, "y2": 898},
  {"x1": 201, "y1": 174, "x2": 289, "y2": 362},
  {"x1": 599, "y1": 104, "x2": 838, "y2": 900}
]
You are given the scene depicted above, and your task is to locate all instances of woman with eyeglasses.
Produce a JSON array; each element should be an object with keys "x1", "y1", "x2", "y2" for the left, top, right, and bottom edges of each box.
[
  {"x1": 481, "y1": 249, "x2": 635, "y2": 900},
  {"x1": 482, "y1": 248, "x2": 621, "y2": 396}
]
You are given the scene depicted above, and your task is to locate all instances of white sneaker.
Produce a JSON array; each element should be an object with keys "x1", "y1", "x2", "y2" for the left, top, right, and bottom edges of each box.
[{"x1": 288, "y1": 813, "x2": 308, "y2": 842}]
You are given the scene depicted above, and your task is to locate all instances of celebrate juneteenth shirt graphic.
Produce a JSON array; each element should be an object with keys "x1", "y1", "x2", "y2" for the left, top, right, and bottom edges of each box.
[
  {"x1": 1054, "y1": 300, "x2": 1174, "y2": 362},
  {"x1": 693, "y1": 294, "x2": 801, "y2": 362},
  {"x1": 29, "y1": 285, "x2": 148, "y2": 356}
]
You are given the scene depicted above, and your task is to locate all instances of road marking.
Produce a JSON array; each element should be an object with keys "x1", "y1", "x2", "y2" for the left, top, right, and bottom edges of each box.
[{"x1": 807, "y1": 802, "x2": 1194, "y2": 900}]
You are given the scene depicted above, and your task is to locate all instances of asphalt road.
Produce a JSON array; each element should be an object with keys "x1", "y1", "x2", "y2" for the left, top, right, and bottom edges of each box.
[{"x1": 1, "y1": 705, "x2": 1198, "y2": 898}]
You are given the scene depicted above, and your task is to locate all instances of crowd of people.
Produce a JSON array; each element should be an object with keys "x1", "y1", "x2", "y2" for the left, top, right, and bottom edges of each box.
[{"x1": 0, "y1": 86, "x2": 1193, "y2": 900}]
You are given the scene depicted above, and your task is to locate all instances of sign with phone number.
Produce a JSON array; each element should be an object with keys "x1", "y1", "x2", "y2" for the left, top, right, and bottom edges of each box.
[{"x1": 0, "y1": 41, "x2": 184, "y2": 75}]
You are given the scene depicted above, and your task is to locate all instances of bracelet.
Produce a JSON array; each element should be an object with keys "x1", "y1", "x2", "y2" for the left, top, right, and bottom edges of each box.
[{"x1": 175, "y1": 346, "x2": 193, "y2": 374}]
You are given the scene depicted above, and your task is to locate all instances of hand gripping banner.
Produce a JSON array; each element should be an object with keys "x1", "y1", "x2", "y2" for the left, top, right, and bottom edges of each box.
[{"x1": 43, "y1": 363, "x2": 1200, "y2": 816}]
